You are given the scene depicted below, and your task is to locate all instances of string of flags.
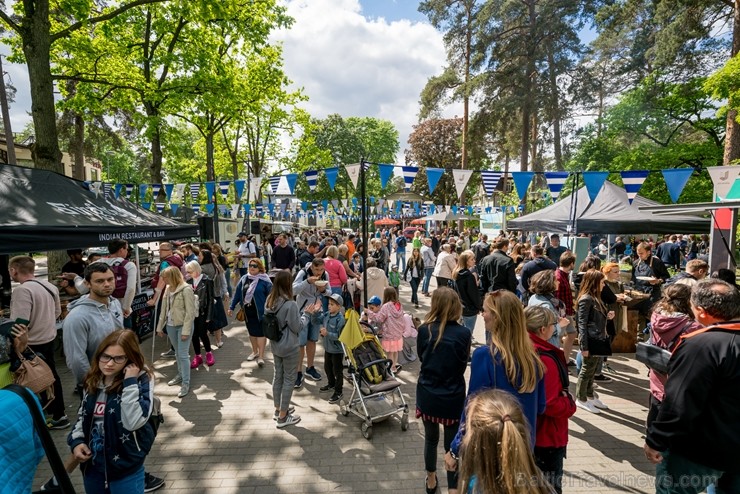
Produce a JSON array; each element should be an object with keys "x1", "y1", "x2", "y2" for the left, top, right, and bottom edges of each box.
[{"x1": 89, "y1": 163, "x2": 700, "y2": 220}]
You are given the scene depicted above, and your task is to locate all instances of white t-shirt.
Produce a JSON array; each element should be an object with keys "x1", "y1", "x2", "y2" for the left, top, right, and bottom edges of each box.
[{"x1": 238, "y1": 241, "x2": 256, "y2": 258}]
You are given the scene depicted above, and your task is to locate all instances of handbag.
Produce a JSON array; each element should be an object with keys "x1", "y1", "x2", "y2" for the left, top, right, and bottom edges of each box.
[
  {"x1": 635, "y1": 342, "x2": 671, "y2": 375},
  {"x1": 13, "y1": 349, "x2": 56, "y2": 407},
  {"x1": 235, "y1": 307, "x2": 246, "y2": 322},
  {"x1": 586, "y1": 336, "x2": 612, "y2": 357}
]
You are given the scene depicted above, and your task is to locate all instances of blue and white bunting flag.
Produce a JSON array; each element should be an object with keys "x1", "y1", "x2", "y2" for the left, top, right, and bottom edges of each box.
[
  {"x1": 582, "y1": 172, "x2": 609, "y2": 203},
  {"x1": 269, "y1": 176, "x2": 281, "y2": 195},
  {"x1": 481, "y1": 171, "x2": 503, "y2": 197},
  {"x1": 305, "y1": 170, "x2": 318, "y2": 192},
  {"x1": 620, "y1": 170, "x2": 649, "y2": 205},
  {"x1": 661, "y1": 168, "x2": 694, "y2": 203},
  {"x1": 218, "y1": 181, "x2": 231, "y2": 201},
  {"x1": 511, "y1": 172, "x2": 534, "y2": 202},
  {"x1": 234, "y1": 180, "x2": 246, "y2": 201},
  {"x1": 544, "y1": 172, "x2": 569, "y2": 200},
  {"x1": 190, "y1": 183, "x2": 201, "y2": 203},
  {"x1": 402, "y1": 166, "x2": 418, "y2": 191},
  {"x1": 325, "y1": 167, "x2": 339, "y2": 191}
]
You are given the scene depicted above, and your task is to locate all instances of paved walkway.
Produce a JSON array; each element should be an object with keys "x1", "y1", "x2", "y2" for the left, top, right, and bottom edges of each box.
[{"x1": 34, "y1": 277, "x2": 658, "y2": 493}]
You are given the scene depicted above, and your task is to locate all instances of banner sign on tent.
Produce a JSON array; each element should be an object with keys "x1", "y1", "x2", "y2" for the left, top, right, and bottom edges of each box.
[
  {"x1": 544, "y1": 172, "x2": 569, "y2": 200},
  {"x1": 583, "y1": 171, "x2": 609, "y2": 203},
  {"x1": 511, "y1": 172, "x2": 534, "y2": 201},
  {"x1": 480, "y1": 171, "x2": 503, "y2": 197},
  {"x1": 452, "y1": 169, "x2": 474, "y2": 199},
  {"x1": 662, "y1": 168, "x2": 694, "y2": 203},
  {"x1": 620, "y1": 170, "x2": 649, "y2": 204}
]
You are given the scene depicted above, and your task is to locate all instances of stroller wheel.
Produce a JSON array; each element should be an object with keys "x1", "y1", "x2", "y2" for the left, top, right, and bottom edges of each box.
[
  {"x1": 361, "y1": 421, "x2": 373, "y2": 440},
  {"x1": 339, "y1": 399, "x2": 349, "y2": 417},
  {"x1": 401, "y1": 413, "x2": 409, "y2": 431}
]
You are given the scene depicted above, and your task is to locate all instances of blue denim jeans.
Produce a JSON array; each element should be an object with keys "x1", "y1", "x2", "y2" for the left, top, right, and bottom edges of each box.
[
  {"x1": 396, "y1": 250, "x2": 406, "y2": 272},
  {"x1": 462, "y1": 315, "x2": 477, "y2": 333},
  {"x1": 655, "y1": 449, "x2": 737, "y2": 494},
  {"x1": 83, "y1": 464, "x2": 144, "y2": 494},
  {"x1": 422, "y1": 267, "x2": 434, "y2": 293},
  {"x1": 167, "y1": 324, "x2": 191, "y2": 388}
]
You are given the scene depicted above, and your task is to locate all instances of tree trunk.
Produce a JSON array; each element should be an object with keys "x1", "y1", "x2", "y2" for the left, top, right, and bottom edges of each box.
[
  {"x1": 73, "y1": 113, "x2": 85, "y2": 180},
  {"x1": 547, "y1": 47, "x2": 563, "y2": 170},
  {"x1": 723, "y1": 0, "x2": 740, "y2": 165},
  {"x1": 22, "y1": 0, "x2": 63, "y2": 173},
  {"x1": 206, "y1": 131, "x2": 215, "y2": 182},
  {"x1": 520, "y1": 0, "x2": 537, "y2": 173},
  {"x1": 149, "y1": 122, "x2": 163, "y2": 184}
]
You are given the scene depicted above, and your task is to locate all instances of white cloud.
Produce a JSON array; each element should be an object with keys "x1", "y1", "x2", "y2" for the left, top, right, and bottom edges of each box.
[{"x1": 274, "y1": 0, "x2": 448, "y2": 163}]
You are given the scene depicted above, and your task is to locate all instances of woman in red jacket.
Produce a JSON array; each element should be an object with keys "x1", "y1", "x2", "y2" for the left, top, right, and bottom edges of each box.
[{"x1": 524, "y1": 305, "x2": 576, "y2": 494}]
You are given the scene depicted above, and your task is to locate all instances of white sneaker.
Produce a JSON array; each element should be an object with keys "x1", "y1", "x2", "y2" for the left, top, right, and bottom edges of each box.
[
  {"x1": 167, "y1": 376, "x2": 182, "y2": 386},
  {"x1": 178, "y1": 385, "x2": 189, "y2": 398},
  {"x1": 590, "y1": 398, "x2": 609, "y2": 410},
  {"x1": 576, "y1": 399, "x2": 601, "y2": 414},
  {"x1": 276, "y1": 413, "x2": 301, "y2": 428}
]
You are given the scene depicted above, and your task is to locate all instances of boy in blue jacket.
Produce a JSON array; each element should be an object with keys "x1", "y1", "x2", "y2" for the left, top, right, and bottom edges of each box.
[{"x1": 319, "y1": 293, "x2": 347, "y2": 404}]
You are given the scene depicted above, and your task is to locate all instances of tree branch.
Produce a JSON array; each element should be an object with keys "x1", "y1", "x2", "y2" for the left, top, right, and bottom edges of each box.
[
  {"x1": 51, "y1": 0, "x2": 169, "y2": 42},
  {"x1": 0, "y1": 10, "x2": 20, "y2": 34}
]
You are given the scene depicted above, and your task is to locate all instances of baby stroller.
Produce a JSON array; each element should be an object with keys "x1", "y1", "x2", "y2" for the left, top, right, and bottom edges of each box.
[{"x1": 338, "y1": 309, "x2": 409, "y2": 440}]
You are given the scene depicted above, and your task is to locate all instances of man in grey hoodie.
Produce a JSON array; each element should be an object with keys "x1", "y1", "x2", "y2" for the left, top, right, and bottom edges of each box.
[
  {"x1": 63, "y1": 263, "x2": 124, "y2": 386},
  {"x1": 292, "y1": 258, "x2": 329, "y2": 387}
]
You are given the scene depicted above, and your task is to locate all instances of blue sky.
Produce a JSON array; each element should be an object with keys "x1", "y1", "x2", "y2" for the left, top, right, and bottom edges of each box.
[{"x1": 358, "y1": 0, "x2": 427, "y2": 23}]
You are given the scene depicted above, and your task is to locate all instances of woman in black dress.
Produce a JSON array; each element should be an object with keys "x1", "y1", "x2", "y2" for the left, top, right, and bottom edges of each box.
[{"x1": 227, "y1": 258, "x2": 273, "y2": 367}]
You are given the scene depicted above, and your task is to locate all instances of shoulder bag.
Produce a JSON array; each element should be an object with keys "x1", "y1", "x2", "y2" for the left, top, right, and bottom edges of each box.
[{"x1": 13, "y1": 348, "x2": 56, "y2": 407}]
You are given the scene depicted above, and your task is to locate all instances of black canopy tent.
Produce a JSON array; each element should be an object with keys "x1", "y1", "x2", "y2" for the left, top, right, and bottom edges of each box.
[
  {"x1": 0, "y1": 164, "x2": 199, "y2": 254},
  {"x1": 507, "y1": 181, "x2": 710, "y2": 234}
]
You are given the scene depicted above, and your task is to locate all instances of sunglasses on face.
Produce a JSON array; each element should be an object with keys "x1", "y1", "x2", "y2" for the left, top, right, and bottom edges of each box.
[
  {"x1": 249, "y1": 264, "x2": 260, "y2": 268},
  {"x1": 99, "y1": 353, "x2": 127, "y2": 364}
]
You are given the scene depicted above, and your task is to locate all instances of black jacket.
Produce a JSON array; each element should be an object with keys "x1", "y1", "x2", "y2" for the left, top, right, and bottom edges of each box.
[
  {"x1": 192, "y1": 275, "x2": 214, "y2": 320},
  {"x1": 479, "y1": 250, "x2": 517, "y2": 294},
  {"x1": 416, "y1": 321, "x2": 472, "y2": 420},
  {"x1": 456, "y1": 269, "x2": 482, "y2": 317},
  {"x1": 646, "y1": 323, "x2": 740, "y2": 472},
  {"x1": 576, "y1": 295, "x2": 608, "y2": 352},
  {"x1": 403, "y1": 256, "x2": 424, "y2": 280},
  {"x1": 520, "y1": 256, "x2": 558, "y2": 294}
]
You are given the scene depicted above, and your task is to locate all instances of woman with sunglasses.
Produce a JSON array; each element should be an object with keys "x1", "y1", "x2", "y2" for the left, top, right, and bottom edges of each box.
[
  {"x1": 446, "y1": 290, "x2": 546, "y2": 473},
  {"x1": 68, "y1": 329, "x2": 155, "y2": 494},
  {"x1": 228, "y1": 258, "x2": 273, "y2": 367}
]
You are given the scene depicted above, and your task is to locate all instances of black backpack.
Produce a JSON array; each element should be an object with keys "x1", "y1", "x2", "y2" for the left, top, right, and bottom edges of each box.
[
  {"x1": 261, "y1": 311, "x2": 287, "y2": 341},
  {"x1": 149, "y1": 395, "x2": 164, "y2": 437}
]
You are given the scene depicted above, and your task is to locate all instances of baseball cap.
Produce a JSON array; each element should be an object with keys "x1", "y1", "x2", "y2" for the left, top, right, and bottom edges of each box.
[
  {"x1": 391, "y1": 265, "x2": 398, "y2": 270},
  {"x1": 328, "y1": 293, "x2": 344, "y2": 306},
  {"x1": 368, "y1": 296, "x2": 382, "y2": 306},
  {"x1": 237, "y1": 232, "x2": 247, "y2": 238}
]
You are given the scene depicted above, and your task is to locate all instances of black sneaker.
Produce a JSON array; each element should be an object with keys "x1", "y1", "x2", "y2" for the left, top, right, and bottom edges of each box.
[
  {"x1": 39, "y1": 477, "x2": 58, "y2": 491},
  {"x1": 328, "y1": 393, "x2": 343, "y2": 404},
  {"x1": 319, "y1": 384, "x2": 333, "y2": 392},
  {"x1": 294, "y1": 372, "x2": 304, "y2": 389},
  {"x1": 594, "y1": 374, "x2": 612, "y2": 382},
  {"x1": 305, "y1": 366, "x2": 322, "y2": 381},
  {"x1": 143, "y1": 473, "x2": 165, "y2": 492}
]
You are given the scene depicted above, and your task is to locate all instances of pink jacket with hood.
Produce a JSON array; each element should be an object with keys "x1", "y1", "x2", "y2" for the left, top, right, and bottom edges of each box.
[{"x1": 648, "y1": 310, "x2": 702, "y2": 402}]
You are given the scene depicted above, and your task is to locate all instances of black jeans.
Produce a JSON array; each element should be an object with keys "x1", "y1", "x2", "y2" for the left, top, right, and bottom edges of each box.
[
  {"x1": 192, "y1": 316, "x2": 212, "y2": 354},
  {"x1": 422, "y1": 419, "x2": 459, "y2": 489},
  {"x1": 29, "y1": 340, "x2": 66, "y2": 420},
  {"x1": 534, "y1": 446, "x2": 566, "y2": 494},
  {"x1": 409, "y1": 277, "x2": 420, "y2": 305},
  {"x1": 324, "y1": 351, "x2": 344, "y2": 394},
  {"x1": 436, "y1": 277, "x2": 450, "y2": 290}
]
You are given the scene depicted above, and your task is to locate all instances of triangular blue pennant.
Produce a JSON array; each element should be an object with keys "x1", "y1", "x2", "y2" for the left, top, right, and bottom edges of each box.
[
  {"x1": 322, "y1": 199, "x2": 329, "y2": 211},
  {"x1": 661, "y1": 168, "x2": 694, "y2": 203},
  {"x1": 114, "y1": 184, "x2": 123, "y2": 199},
  {"x1": 378, "y1": 164, "x2": 395, "y2": 188},
  {"x1": 139, "y1": 184, "x2": 149, "y2": 202},
  {"x1": 582, "y1": 171, "x2": 609, "y2": 203},
  {"x1": 205, "y1": 204, "x2": 215, "y2": 214},
  {"x1": 204, "y1": 182, "x2": 216, "y2": 202},
  {"x1": 164, "y1": 184, "x2": 174, "y2": 202},
  {"x1": 427, "y1": 168, "x2": 444, "y2": 195},
  {"x1": 243, "y1": 204, "x2": 251, "y2": 217},
  {"x1": 620, "y1": 170, "x2": 650, "y2": 204},
  {"x1": 141, "y1": 202, "x2": 151, "y2": 210},
  {"x1": 171, "y1": 204, "x2": 179, "y2": 216},
  {"x1": 480, "y1": 171, "x2": 503, "y2": 197},
  {"x1": 304, "y1": 170, "x2": 318, "y2": 192},
  {"x1": 285, "y1": 174, "x2": 298, "y2": 195},
  {"x1": 218, "y1": 181, "x2": 230, "y2": 201},
  {"x1": 324, "y1": 167, "x2": 338, "y2": 191},
  {"x1": 301, "y1": 201, "x2": 308, "y2": 211},
  {"x1": 268, "y1": 203, "x2": 275, "y2": 215},
  {"x1": 511, "y1": 172, "x2": 534, "y2": 201},
  {"x1": 155, "y1": 202, "x2": 165, "y2": 214},
  {"x1": 402, "y1": 166, "x2": 418, "y2": 191},
  {"x1": 544, "y1": 172, "x2": 569, "y2": 200},
  {"x1": 269, "y1": 176, "x2": 281, "y2": 194},
  {"x1": 234, "y1": 180, "x2": 246, "y2": 202}
]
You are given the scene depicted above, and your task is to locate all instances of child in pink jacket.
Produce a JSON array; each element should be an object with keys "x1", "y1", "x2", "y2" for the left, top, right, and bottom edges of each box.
[{"x1": 367, "y1": 287, "x2": 406, "y2": 372}]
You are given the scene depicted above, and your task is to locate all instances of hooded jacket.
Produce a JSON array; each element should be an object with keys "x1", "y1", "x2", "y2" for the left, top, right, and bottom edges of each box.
[
  {"x1": 321, "y1": 310, "x2": 346, "y2": 354},
  {"x1": 367, "y1": 301, "x2": 406, "y2": 342},
  {"x1": 62, "y1": 296, "x2": 124, "y2": 383},
  {"x1": 293, "y1": 266, "x2": 330, "y2": 312},
  {"x1": 647, "y1": 311, "x2": 702, "y2": 402},
  {"x1": 363, "y1": 267, "x2": 389, "y2": 302},
  {"x1": 68, "y1": 373, "x2": 155, "y2": 481},
  {"x1": 266, "y1": 297, "x2": 303, "y2": 358},
  {"x1": 529, "y1": 333, "x2": 576, "y2": 449}
]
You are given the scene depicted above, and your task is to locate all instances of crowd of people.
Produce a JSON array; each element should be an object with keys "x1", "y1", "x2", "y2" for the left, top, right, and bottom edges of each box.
[{"x1": 2, "y1": 225, "x2": 739, "y2": 494}]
